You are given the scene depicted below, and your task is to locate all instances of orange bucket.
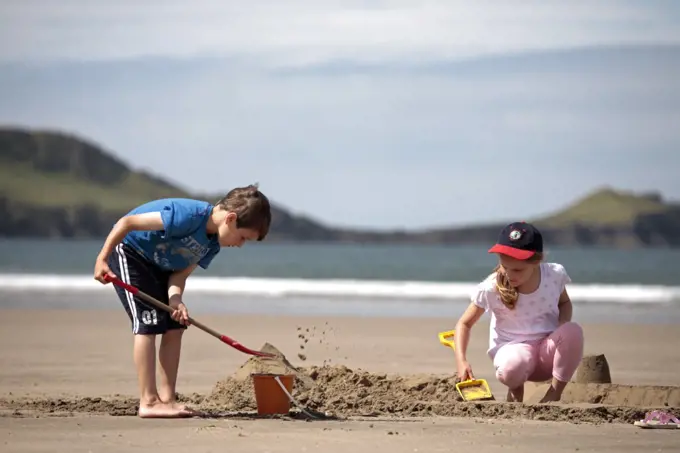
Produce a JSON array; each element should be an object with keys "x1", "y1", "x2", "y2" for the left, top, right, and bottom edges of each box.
[{"x1": 251, "y1": 373, "x2": 295, "y2": 416}]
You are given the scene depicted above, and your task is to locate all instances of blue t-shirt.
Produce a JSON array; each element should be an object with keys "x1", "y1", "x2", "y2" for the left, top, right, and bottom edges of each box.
[{"x1": 122, "y1": 198, "x2": 221, "y2": 272}]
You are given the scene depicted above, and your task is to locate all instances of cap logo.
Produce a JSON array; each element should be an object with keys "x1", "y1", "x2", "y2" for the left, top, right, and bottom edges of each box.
[{"x1": 509, "y1": 229, "x2": 522, "y2": 241}]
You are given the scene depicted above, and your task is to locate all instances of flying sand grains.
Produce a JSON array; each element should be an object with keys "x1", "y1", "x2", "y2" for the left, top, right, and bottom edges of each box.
[{"x1": 294, "y1": 322, "x2": 342, "y2": 364}]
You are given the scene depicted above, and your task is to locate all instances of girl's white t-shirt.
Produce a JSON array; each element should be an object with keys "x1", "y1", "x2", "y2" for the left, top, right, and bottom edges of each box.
[{"x1": 471, "y1": 262, "x2": 572, "y2": 358}]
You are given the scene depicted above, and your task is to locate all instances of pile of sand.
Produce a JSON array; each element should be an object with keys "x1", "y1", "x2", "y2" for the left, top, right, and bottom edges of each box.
[
  {"x1": 294, "y1": 365, "x2": 463, "y2": 416},
  {"x1": 208, "y1": 343, "x2": 462, "y2": 416},
  {"x1": 210, "y1": 362, "x2": 462, "y2": 416}
]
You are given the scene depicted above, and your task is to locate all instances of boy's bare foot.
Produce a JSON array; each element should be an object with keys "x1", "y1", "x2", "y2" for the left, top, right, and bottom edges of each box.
[
  {"x1": 138, "y1": 401, "x2": 196, "y2": 418},
  {"x1": 161, "y1": 397, "x2": 185, "y2": 411},
  {"x1": 171, "y1": 402, "x2": 204, "y2": 416},
  {"x1": 159, "y1": 398, "x2": 199, "y2": 415}
]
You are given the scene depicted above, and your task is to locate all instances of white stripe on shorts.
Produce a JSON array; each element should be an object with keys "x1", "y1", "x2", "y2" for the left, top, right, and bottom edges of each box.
[{"x1": 116, "y1": 243, "x2": 139, "y2": 334}]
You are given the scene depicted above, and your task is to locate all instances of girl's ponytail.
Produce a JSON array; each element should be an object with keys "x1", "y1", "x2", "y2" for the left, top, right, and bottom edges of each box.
[{"x1": 494, "y1": 265, "x2": 519, "y2": 309}]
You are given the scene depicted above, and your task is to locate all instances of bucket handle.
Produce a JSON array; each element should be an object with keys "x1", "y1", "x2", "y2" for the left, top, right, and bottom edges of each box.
[{"x1": 273, "y1": 376, "x2": 319, "y2": 419}]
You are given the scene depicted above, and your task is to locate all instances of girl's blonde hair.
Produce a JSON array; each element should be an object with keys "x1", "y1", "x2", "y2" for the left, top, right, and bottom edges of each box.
[{"x1": 493, "y1": 252, "x2": 543, "y2": 309}]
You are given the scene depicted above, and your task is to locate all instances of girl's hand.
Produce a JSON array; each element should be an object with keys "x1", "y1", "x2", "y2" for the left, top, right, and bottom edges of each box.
[{"x1": 457, "y1": 360, "x2": 475, "y2": 382}]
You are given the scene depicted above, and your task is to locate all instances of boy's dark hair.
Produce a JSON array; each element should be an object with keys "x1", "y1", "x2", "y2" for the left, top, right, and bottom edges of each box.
[{"x1": 215, "y1": 183, "x2": 271, "y2": 241}]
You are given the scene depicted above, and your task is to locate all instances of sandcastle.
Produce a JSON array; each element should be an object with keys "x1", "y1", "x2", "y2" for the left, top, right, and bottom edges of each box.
[{"x1": 574, "y1": 354, "x2": 612, "y2": 384}]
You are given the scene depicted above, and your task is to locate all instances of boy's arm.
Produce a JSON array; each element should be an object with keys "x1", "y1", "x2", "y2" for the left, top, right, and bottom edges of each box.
[
  {"x1": 94, "y1": 212, "x2": 165, "y2": 283},
  {"x1": 97, "y1": 212, "x2": 165, "y2": 262},
  {"x1": 558, "y1": 289, "x2": 573, "y2": 325},
  {"x1": 167, "y1": 264, "x2": 198, "y2": 325},
  {"x1": 168, "y1": 264, "x2": 198, "y2": 308}
]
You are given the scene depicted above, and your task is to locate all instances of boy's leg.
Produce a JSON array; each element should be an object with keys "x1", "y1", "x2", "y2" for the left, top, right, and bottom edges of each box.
[
  {"x1": 108, "y1": 244, "x2": 191, "y2": 418},
  {"x1": 133, "y1": 333, "x2": 159, "y2": 409},
  {"x1": 155, "y1": 283, "x2": 189, "y2": 408},
  {"x1": 158, "y1": 327, "x2": 185, "y2": 405},
  {"x1": 531, "y1": 322, "x2": 585, "y2": 403}
]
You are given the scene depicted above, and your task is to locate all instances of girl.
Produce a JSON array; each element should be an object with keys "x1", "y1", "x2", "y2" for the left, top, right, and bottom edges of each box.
[{"x1": 454, "y1": 221, "x2": 584, "y2": 403}]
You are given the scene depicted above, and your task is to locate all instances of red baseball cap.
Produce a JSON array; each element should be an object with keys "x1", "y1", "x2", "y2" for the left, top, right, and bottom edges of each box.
[{"x1": 488, "y1": 221, "x2": 543, "y2": 260}]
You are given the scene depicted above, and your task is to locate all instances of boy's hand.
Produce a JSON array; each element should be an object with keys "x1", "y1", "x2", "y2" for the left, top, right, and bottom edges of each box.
[
  {"x1": 170, "y1": 300, "x2": 190, "y2": 326},
  {"x1": 94, "y1": 257, "x2": 116, "y2": 284}
]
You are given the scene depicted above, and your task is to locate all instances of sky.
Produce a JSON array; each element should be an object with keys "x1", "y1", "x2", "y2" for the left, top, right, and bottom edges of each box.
[{"x1": 1, "y1": 0, "x2": 680, "y2": 229}]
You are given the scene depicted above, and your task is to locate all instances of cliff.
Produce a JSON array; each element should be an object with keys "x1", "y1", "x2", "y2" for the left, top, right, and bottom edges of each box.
[{"x1": 1, "y1": 127, "x2": 679, "y2": 247}]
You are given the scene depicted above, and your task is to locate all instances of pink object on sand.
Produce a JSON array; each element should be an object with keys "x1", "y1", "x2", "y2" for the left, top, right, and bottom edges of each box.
[{"x1": 634, "y1": 410, "x2": 680, "y2": 429}]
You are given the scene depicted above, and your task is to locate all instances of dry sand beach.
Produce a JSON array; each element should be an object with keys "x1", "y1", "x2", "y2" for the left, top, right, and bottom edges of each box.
[{"x1": 1, "y1": 309, "x2": 679, "y2": 452}]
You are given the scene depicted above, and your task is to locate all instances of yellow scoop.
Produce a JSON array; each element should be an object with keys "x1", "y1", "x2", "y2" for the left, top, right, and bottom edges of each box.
[{"x1": 438, "y1": 329, "x2": 494, "y2": 402}]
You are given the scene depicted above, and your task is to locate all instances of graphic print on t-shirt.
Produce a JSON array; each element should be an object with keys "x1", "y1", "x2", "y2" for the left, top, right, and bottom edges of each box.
[{"x1": 122, "y1": 198, "x2": 221, "y2": 271}]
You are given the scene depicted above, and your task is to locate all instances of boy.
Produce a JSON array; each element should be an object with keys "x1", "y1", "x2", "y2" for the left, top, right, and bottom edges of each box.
[{"x1": 93, "y1": 184, "x2": 271, "y2": 418}]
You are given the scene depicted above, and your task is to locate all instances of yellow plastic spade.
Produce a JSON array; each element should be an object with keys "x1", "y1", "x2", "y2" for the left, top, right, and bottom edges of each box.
[{"x1": 438, "y1": 329, "x2": 494, "y2": 402}]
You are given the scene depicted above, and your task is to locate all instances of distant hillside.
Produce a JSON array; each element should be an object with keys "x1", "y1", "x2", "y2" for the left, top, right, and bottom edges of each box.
[
  {"x1": 1, "y1": 127, "x2": 679, "y2": 247},
  {"x1": 532, "y1": 189, "x2": 680, "y2": 247}
]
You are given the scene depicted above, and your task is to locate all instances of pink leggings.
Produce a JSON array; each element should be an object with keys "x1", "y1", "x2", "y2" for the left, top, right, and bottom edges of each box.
[{"x1": 493, "y1": 322, "x2": 584, "y2": 389}]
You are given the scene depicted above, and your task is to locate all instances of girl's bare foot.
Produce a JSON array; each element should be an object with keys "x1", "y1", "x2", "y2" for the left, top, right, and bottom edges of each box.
[
  {"x1": 539, "y1": 378, "x2": 567, "y2": 403},
  {"x1": 506, "y1": 386, "x2": 524, "y2": 402},
  {"x1": 538, "y1": 386, "x2": 561, "y2": 403}
]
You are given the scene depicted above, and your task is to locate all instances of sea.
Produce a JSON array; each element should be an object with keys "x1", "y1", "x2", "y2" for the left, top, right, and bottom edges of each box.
[{"x1": 1, "y1": 239, "x2": 680, "y2": 324}]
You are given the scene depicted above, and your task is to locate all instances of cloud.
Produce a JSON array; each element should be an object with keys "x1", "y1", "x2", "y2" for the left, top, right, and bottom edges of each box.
[
  {"x1": 1, "y1": 44, "x2": 678, "y2": 228},
  {"x1": 1, "y1": 0, "x2": 679, "y2": 65},
  {"x1": 0, "y1": 1, "x2": 679, "y2": 228}
]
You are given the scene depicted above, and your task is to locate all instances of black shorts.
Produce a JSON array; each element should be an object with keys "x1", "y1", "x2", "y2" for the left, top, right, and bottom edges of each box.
[{"x1": 108, "y1": 243, "x2": 186, "y2": 335}]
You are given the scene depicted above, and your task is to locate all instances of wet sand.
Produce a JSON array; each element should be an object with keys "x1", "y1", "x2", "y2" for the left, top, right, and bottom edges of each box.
[{"x1": 1, "y1": 308, "x2": 679, "y2": 452}]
